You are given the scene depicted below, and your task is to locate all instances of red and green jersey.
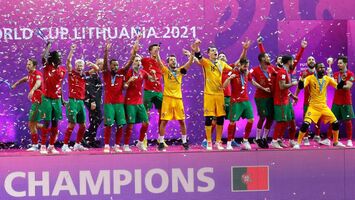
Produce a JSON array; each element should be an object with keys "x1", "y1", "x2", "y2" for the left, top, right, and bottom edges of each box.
[
  {"x1": 28, "y1": 69, "x2": 44, "y2": 103},
  {"x1": 43, "y1": 64, "x2": 66, "y2": 99},
  {"x1": 103, "y1": 69, "x2": 126, "y2": 104},
  {"x1": 250, "y1": 66, "x2": 275, "y2": 98},
  {"x1": 229, "y1": 69, "x2": 252, "y2": 103},
  {"x1": 333, "y1": 70, "x2": 354, "y2": 105},
  {"x1": 273, "y1": 68, "x2": 290, "y2": 105},
  {"x1": 68, "y1": 70, "x2": 89, "y2": 100},
  {"x1": 125, "y1": 68, "x2": 149, "y2": 105},
  {"x1": 298, "y1": 69, "x2": 316, "y2": 106},
  {"x1": 142, "y1": 57, "x2": 162, "y2": 92}
]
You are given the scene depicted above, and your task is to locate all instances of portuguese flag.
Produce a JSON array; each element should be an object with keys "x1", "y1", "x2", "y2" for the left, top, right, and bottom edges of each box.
[{"x1": 232, "y1": 166, "x2": 269, "y2": 191}]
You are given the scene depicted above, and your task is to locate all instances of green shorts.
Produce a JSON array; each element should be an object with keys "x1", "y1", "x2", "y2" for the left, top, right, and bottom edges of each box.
[
  {"x1": 274, "y1": 103, "x2": 294, "y2": 122},
  {"x1": 331, "y1": 104, "x2": 354, "y2": 120},
  {"x1": 224, "y1": 96, "x2": 230, "y2": 119},
  {"x1": 29, "y1": 103, "x2": 41, "y2": 122},
  {"x1": 144, "y1": 90, "x2": 163, "y2": 110},
  {"x1": 125, "y1": 104, "x2": 149, "y2": 124},
  {"x1": 66, "y1": 98, "x2": 86, "y2": 124},
  {"x1": 255, "y1": 97, "x2": 274, "y2": 118},
  {"x1": 104, "y1": 103, "x2": 126, "y2": 126},
  {"x1": 40, "y1": 96, "x2": 63, "y2": 121},
  {"x1": 229, "y1": 101, "x2": 254, "y2": 122}
]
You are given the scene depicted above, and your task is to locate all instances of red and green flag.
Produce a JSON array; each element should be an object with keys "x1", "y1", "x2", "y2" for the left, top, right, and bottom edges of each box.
[{"x1": 231, "y1": 166, "x2": 269, "y2": 191}]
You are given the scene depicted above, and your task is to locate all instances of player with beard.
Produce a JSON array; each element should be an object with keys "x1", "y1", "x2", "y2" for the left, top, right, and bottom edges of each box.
[
  {"x1": 61, "y1": 44, "x2": 99, "y2": 153},
  {"x1": 271, "y1": 55, "x2": 299, "y2": 149},
  {"x1": 294, "y1": 62, "x2": 346, "y2": 148},
  {"x1": 102, "y1": 38, "x2": 139, "y2": 153},
  {"x1": 39, "y1": 41, "x2": 67, "y2": 154},
  {"x1": 294, "y1": 56, "x2": 322, "y2": 145},
  {"x1": 11, "y1": 58, "x2": 44, "y2": 151},
  {"x1": 223, "y1": 58, "x2": 270, "y2": 150},
  {"x1": 155, "y1": 49, "x2": 194, "y2": 151},
  {"x1": 320, "y1": 56, "x2": 354, "y2": 147},
  {"x1": 124, "y1": 54, "x2": 156, "y2": 152}
]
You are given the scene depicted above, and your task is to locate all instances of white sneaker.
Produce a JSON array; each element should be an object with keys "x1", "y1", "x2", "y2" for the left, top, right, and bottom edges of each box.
[
  {"x1": 319, "y1": 138, "x2": 331, "y2": 146},
  {"x1": 293, "y1": 143, "x2": 300, "y2": 149},
  {"x1": 242, "y1": 140, "x2": 252, "y2": 150},
  {"x1": 313, "y1": 135, "x2": 321, "y2": 143},
  {"x1": 103, "y1": 145, "x2": 110, "y2": 153},
  {"x1": 277, "y1": 140, "x2": 288, "y2": 148},
  {"x1": 47, "y1": 145, "x2": 59, "y2": 154},
  {"x1": 333, "y1": 141, "x2": 346, "y2": 148},
  {"x1": 271, "y1": 140, "x2": 283, "y2": 149},
  {"x1": 61, "y1": 144, "x2": 72, "y2": 153},
  {"x1": 347, "y1": 140, "x2": 353, "y2": 147},
  {"x1": 206, "y1": 142, "x2": 213, "y2": 151},
  {"x1": 113, "y1": 144, "x2": 122, "y2": 153},
  {"x1": 215, "y1": 142, "x2": 224, "y2": 150},
  {"x1": 74, "y1": 143, "x2": 88, "y2": 151},
  {"x1": 39, "y1": 145, "x2": 48, "y2": 155},
  {"x1": 226, "y1": 141, "x2": 233, "y2": 150},
  {"x1": 123, "y1": 145, "x2": 132, "y2": 152},
  {"x1": 136, "y1": 141, "x2": 147, "y2": 151},
  {"x1": 303, "y1": 137, "x2": 310, "y2": 146},
  {"x1": 26, "y1": 144, "x2": 39, "y2": 151},
  {"x1": 289, "y1": 140, "x2": 298, "y2": 148}
]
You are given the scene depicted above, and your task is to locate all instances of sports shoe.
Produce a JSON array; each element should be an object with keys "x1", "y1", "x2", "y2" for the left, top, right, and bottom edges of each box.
[
  {"x1": 278, "y1": 140, "x2": 288, "y2": 148},
  {"x1": 231, "y1": 139, "x2": 240, "y2": 147},
  {"x1": 27, "y1": 144, "x2": 39, "y2": 152},
  {"x1": 163, "y1": 140, "x2": 168, "y2": 148},
  {"x1": 289, "y1": 139, "x2": 298, "y2": 148},
  {"x1": 215, "y1": 142, "x2": 224, "y2": 150},
  {"x1": 61, "y1": 144, "x2": 72, "y2": 153},
  {"x1": 226, "y1": 141, "x2": 233, "y2": 150},
  {"x1": 136, "y1": 141, "x2": 147, "y2": 151},
  {"x1": 201, "y1": 139, "x2": 207, "y2": 149},
  {"x1": 254, "y1": 138, "x2": 265, "y2": 149},
  {"x1": 262, "y1": 138, "x2": 269, "y2": 148},
  {"x1": 123, "y1": 145, "x2": 132, "y2": 152},
  {"x1": 113, "y1": 144, "x2": 122, "y2": 153},
  {"x1": 39, "y1": 145, "x2": 48, "y2": 155},
  {"x1": 292, "y1": 143, "x2": 300, "y2": 149},
  {"x1": 74, "y1": 143, "x2": 88, "y2": 151},
  {"x1": 347, "y1": 140, "x2": 353, "y2": 147},
  {"x1": 103, "y1": 145, "x2": 110, "y2": 153},
  {"x1": 241, "y1": 140, "x2": 252, "y2": 150},
  {"x1": 319, "y1": 139, "x2": 331, "y2": 146},
  {"x1": 158, "y1": 142, "x2": 166, "y2": 151},
  {"x1": 271, "y1": 140, "x2": 283, "y2": 149},
  {"x1": 47, "y1": 145, "x2": 59, "y2": 154},
  {"x1": 206, "y1": 142, "x2": 212, "y2": 151},
  {"x1": 303, "y1": 137, "x2": 310, "y2": 146},
  {"x1": 182, "y1": 142, "x2": 189, "y2": 150},
  {"x1": 333, "y1": 141, "x2": 346, "y2": 148},
  {"x1": 313, "y1": 135, "x2": 321, "y2": 143}
]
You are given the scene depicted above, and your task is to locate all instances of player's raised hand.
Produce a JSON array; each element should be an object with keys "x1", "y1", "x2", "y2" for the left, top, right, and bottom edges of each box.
[
  {"x1": 105, "y1": 40, "x2": 112, "y2": 51},
  {"x1": 71, "y1": 44, "x2": 77, "y2": 50},
  {"x1": 182, "y1": 49, "x2": 191, "y2": 57},
  {"x1": 242, "y1": 38, "x2": 251, "y2": 49},
  {"x1": 301, "y1": 38, "x2": 308, "y2": 48},
  {"x1": 191, "y1": 39, "x2": 201, "y2": 52},
  {"x1": 257, "y1": 35, "x2": 264, "y2": 44}
]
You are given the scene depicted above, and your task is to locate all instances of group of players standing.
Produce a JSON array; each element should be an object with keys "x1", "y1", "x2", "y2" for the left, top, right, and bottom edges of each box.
[{"x1": 11, "y1": 34, "x2": 354, "y2": 154}]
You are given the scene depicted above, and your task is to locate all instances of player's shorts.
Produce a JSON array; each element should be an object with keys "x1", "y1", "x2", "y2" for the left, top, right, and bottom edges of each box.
[
  {"x1": 304, "y1": 104, "x2": 337, "y2": 124},
  {"x1": 331, "y1": 104, "x2": 355, "y2": 121},
  {"x1": 274, "y1": 103, "x2": 294, "y2": 122},
  {"x1": 104, "y1": 103, "x2": 126, "y2": 126},
  {"x1": 125, "y1": 104, "x2": 149, "y2": 124},
  {"x1": 224, "y1": 96, "x2": 230, "y2": 119},
  {"x1": 229, "y1": 101, "x2": 254, "y2": 121},
  {"x1": 29, "y1": 102, "x2": 41, "y2": 122},
  {"x1": 144, "y1": 90, "x2": 163, "y2": 110},
  {"x1": 204, "y1": 94, "x2": 226, "y2": 117},
  {"x1": 161, "y1": 96, "x2": 185, "y2": 120},
  {"x1": 40, "y1": 96, "x2": 63, "y2": 121},
  {"x1": 255, "y1": 97, "x2": 274, "y2": 118},
  {"x1": 66, "y1": 98, "x2": 86, "y2": 124},
  {"x1": 303, "y1": 104, "x2": 309, "y2": 117}
]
